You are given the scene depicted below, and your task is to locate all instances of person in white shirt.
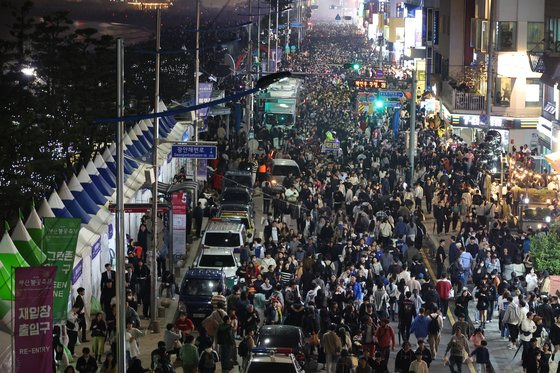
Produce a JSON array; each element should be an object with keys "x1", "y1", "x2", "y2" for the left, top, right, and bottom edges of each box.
[
  {"x1": 261, "y1": 252, "x2": 277, "y2": 273},
  {"x1": 525, "y1": 268, "x2": 539, "y2": 294}
]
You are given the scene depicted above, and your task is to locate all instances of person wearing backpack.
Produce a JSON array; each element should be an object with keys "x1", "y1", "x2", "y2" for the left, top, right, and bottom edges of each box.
[
  {"x1": 198, "y1": 342, "x2": 219, "y2": 373},
  {"x1": 179, "y1": 335, "x2": 199, "y2": 373},
  {"x1": 216, "y1": 316, "x2": 236, "y2": 373},
  {"x1": 238, "y1": 329, "x2": 255, "y2": 371},
  {"x1": 426, "y1": 307, "x2": 443, "y2": 358}
]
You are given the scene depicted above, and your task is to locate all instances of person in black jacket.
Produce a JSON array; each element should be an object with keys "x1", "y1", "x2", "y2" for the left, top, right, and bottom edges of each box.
[
  {"x1": 394, "y1": 341, "x2": 414, "y2": 373},
  {"x1": 73, "y1": 287, "x2": 88, "y2": 342},
  {"x1": 521, "y1": 338, "x2": 541, "y2": 373},
  {"x1": 76, "y1": 347, "x2": 98, "y2": 373}
]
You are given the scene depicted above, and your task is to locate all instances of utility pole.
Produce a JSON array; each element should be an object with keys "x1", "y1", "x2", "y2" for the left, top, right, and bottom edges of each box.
[
  {"x1": 245, "y1": 0, "x2": 253, "y2": 132},
  {"x1": 275, "y1": 0, "x2": 279, "y2": 72},
  {"x1": 115, "y1": 37, "x2": 127, "y2": 373},
  {"x1": 485, "y1": 0, "x2": 494, "y2": 129},
  {"x1": 267, "y1": 4, "x2": 272, "y2": 73},
  {"x1": 257, "y1": 1, "x2": 261, "y2": 76},
  {"x1": 194, "y1": 0, "x2": 200, "y2": 193},
  {"x1": 409, "y1": 70, "x2": 417, "y2": 184},
  {"x1": 149, "y1": 7, "x2": 161, "y2": 333}
]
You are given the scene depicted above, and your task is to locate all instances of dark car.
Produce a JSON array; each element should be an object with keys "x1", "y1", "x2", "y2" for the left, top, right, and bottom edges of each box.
[
  {"x1": 178, "y1": 268, "x2": 226, "y2": 322},
  {"x1": 219, "y1": 187, "x2": 253, "y2": 206},
  {"x1": 256, "y1": 325, "x2": 307, "y2": 364},
  {"x1": 223, "y1": 170, "x2": 253, "y2": 190}
]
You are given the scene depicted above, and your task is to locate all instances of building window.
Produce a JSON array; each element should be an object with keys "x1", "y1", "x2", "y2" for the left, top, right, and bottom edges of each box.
[
  {"x1": 494, "y1": 77, "x2": 513, "y2": 106},
  {"x1": 525, "y1": 78, "x2": 542, "y2": 107},
  {"x1": 546, "y1": 17, "x2": 560, "y2": 52},
  {"x1": 527, "y1": 22, "x2": 544, "y2": 51},
  {"x1": 495, "y1": 21, "x2": 517, "y2": 51}
]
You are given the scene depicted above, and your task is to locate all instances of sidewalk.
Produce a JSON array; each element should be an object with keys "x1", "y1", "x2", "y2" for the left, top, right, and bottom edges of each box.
[{"x1": 75, "y1": 235, "x2": 201, "y2": 370}]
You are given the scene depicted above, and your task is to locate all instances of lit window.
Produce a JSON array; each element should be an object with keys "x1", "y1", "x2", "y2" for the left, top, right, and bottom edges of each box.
[{"x1": 495, "y1": 21, "x2": 517, "y2": 51}]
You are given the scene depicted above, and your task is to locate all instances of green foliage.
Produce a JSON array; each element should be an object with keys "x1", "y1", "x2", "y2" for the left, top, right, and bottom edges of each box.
[
  {"x1": 531, "y1": 227, "x2": 560, "y2": 275},
  {"x1": 0, "y1": 1, "x2": 116, "y2": 225}
]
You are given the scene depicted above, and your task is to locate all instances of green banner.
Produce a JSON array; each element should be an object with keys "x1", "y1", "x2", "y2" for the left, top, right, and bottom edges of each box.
[{"x1": 43, "y1": 217, "x2": 81, "y2": 322}]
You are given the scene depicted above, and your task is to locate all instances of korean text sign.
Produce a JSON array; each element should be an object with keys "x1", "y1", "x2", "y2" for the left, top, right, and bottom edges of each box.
[
  {"x1": 43, "y1": 218, "x2": 81, "y2": 321},
  {"x1": 14, "y1": 266, "x2": 57, "y2": 373}
]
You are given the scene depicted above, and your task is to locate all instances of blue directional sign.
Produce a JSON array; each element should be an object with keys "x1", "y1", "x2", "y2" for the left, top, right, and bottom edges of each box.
[
  {"x1": 290, "y1": 22, "x2": 304, "y2": 28},
  {"x1": 171, "y1": 144, "x2": 217, "y2": 159},
  {"x1": 377, "y1": 90, "x2": 405, "y2": 99}
]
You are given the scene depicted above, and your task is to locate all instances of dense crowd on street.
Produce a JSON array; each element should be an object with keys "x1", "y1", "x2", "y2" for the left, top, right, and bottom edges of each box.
[{"x1": 52, "y1": 23, "x2": 560, "y2": 373}]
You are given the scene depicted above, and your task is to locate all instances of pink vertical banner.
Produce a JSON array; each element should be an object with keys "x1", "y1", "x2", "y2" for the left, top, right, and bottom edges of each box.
[{"x1": 14, "y1": 266, "x2": 57, "y2": 373}]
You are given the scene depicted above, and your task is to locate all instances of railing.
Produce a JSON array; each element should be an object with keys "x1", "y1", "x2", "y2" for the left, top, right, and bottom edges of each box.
[
  {"x1": 441, "y1": 81, "x2": 486, "y2": 112},
  {"x1": 454, "y1": 91, "x2": 485, "y2": 111}
]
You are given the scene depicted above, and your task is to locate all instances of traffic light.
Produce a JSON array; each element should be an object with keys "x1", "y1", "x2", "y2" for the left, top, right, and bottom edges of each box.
[
  {"x1": 343, "y1": 62, "x2": 361, "y2": 70},
  {"x1": 374, "y1": 99, "x2": 385, "y2": 110}
]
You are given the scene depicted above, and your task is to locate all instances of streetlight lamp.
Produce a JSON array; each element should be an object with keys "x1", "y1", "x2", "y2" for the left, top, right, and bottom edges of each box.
[{"x1": 21, "y1": 67, "x2": 35, "y2": 76}]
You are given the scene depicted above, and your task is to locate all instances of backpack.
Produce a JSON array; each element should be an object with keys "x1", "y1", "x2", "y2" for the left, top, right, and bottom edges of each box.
[
  {"x1": 201, "y1": 350, "x2": 217, "y2": 370},
  {"x1": 180, "y1": 344, "x2": 199, "y2": 367},
  {"x1": 428, "y1": 315, "x2": 440, "y2": 335},
  {"x1": 238, "y1": 337, "x2": 249, "y2": 358}
]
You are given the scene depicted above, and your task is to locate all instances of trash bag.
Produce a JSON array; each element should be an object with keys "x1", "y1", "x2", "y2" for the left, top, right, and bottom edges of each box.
[{"x1": 90, "y1": 296, "x2": 102, "y2": 317}]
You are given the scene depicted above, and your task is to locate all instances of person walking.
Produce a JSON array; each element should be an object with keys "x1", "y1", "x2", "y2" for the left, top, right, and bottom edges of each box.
[
  {"x1": 199, "y1": 342, "x2": 219, "y2": 373},
  {"x1": 502, "y1": 296, "x2": 522, "y2": 350},
  {"x1": 90, "y1": 312, "x2": 107, "y2": 362},
  {"x1": 323, "y1": 324, "x2": 342, "y2": 373},
  {"x1": 194, "y1": 202, "x2": 204, "y2": 238},
  {"x1": 73, "y1": 287, "x2": 88, "y2": 342},
  {"x1": 216, "y1": 316, "x2": 236, "y2": 373},
  {"x1": 444, "y1": 328, "x2": 469, "y2": 373},
  {"x1": 436, "y1": 240, "x2": 447, "y2": 279},
  {"x1": 427, "y1": 308, "x2": 443, "y2": 358},
  {"x1": 76, "y1": 347, "x2": 98, "y2": 373},
  {"x1": 408, "y1": 350, "x2": 429, "y2": 373},
  {"x1": 66, "y1": 305, "x2": 80, "y2": 356},
  {"x1": 179, "y1": 334, "x2": 199, "y2": 373},
  {"x1": 436, "y1": 274, "x2": 452, "y2": 318},
  {"x1": 394, "y1": 341, "x2": 414, "y2": 373},
  {"x1": 374, "y1": 318, "x2": 395, "y2": 362}
]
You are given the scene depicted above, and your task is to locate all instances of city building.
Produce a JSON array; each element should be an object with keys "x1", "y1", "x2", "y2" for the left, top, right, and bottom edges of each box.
[
  {"x1": 431, "y1": 0, "x2": 544, "y2": 150},
  {"x1": 536, "y1": 0, "x2": 560, "y2": 157}
]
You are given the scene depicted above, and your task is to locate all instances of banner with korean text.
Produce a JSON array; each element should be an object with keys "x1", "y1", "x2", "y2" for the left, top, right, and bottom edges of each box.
[
  {"x1": 171, "y1": 192, "x2": 187, "y2": 257},
  {"x1": 14, "y1": 266, "x2": 57, "y2": 372},
  {"x1": 43, "y1": 218, "x2": 81, "y2": 321}
]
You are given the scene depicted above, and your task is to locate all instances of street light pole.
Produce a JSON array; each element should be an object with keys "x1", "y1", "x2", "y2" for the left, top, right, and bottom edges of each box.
[
  {"x1": 150, "y1": 7, "x2": 161, "y2": 333},
  {"x1": 275, "y1": 0, "x2": 279, "y2": 72},
  {"x1": 115, "y1": 37, "x2": 127, "y2": 373},
  {"x1": 194, "y1": 0, "x2": 200, "y2": 192},
  {"x1": 257, "y1": 1, "x2": 261, "y2": 77},
  {"x1": 267, "y1": 4, "x2": 272, "y2": 73},
  {"x1": 409, "y1": 70, "x2": 417, "y2": 184},
  {"x1": 245, "y1": 0, "x2": 253, "y2": 132},
  {"x1": 485, "y1": 0, "x2": 494, "y2": 129}
]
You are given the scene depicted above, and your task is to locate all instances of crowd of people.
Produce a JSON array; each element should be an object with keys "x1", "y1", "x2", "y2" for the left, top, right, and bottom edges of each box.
[{"x1": 51, "y1": 22, "x2": 560, "y2": 373}]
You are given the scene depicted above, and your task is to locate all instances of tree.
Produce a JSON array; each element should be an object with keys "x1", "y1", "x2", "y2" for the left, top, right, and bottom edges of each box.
[
  {"x1": 0, "y1": 1, "x2": 115, "y2": 228},
  {"x1": 530, "y1": 227, "x2": 560, "y2": 275}
]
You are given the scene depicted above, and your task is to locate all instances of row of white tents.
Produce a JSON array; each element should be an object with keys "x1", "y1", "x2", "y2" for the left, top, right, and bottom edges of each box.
[{"x1": 0, "y1": 102, "x2": 191, "y2": 370}]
